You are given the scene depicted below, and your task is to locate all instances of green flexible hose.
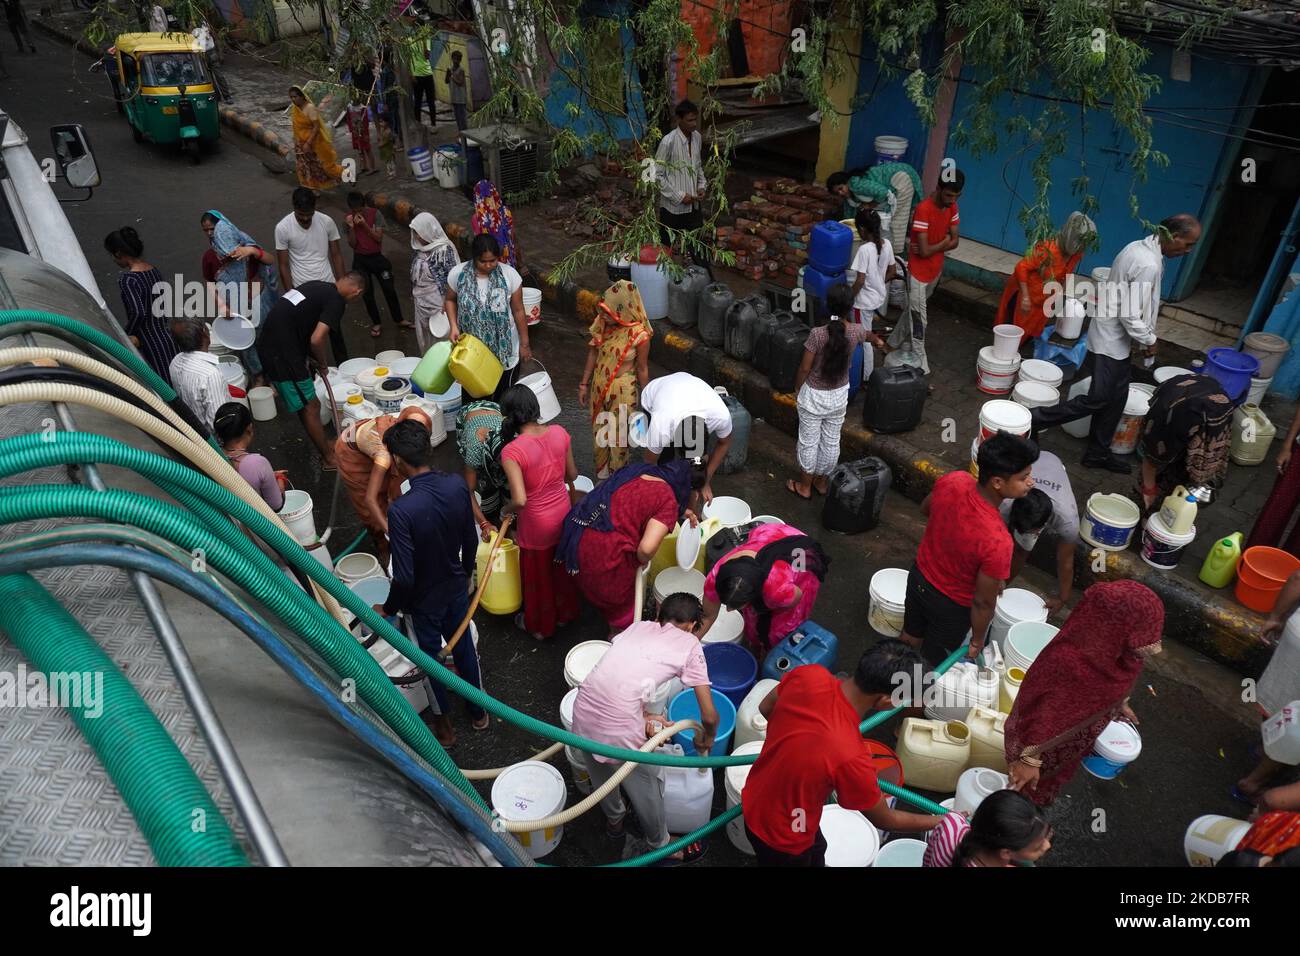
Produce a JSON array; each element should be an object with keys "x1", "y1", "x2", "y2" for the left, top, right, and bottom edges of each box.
[{"x1": 0, "y1": 573, "x2": 248, "y2": 866}]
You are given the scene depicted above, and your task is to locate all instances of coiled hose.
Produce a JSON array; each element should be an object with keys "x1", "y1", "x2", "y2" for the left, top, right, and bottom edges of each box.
[
  {"x1": 0, "y1": 541, "x2": 535, "y2": 868},
  {"x1": 0, "y1": 573, "x2": 249, "y2": 866}
]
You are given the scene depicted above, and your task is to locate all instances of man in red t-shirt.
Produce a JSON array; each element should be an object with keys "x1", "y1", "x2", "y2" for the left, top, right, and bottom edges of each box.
[
  {"x1": 901, "y1": 431, "x2": 1037, "y2": 667},
  {"x1": 741, "y1": 641, "x2": 944, "y2": 866},
  {"x1": 888, "y1": 168, "x2": 964, "y2": 375}
]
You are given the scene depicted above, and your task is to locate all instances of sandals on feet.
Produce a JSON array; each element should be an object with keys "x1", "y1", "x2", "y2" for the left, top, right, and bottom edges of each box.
[
  {"x1": 785, "y1": 479, "x2": 812, "y2": 500},
  {"x1": 653, "y1": 840, "x2": 708, "y2": 866}
]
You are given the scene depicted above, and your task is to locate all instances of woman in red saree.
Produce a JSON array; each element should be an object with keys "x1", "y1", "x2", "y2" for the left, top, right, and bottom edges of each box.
[{"x1": 1005, "y1": 581, "x2": 1164, "y2": 805}]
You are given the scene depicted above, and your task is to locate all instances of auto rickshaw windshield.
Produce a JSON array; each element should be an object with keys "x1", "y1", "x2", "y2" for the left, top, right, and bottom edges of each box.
[{"x1": 141, "y1": 51, "x2": 208, "y2": 87}]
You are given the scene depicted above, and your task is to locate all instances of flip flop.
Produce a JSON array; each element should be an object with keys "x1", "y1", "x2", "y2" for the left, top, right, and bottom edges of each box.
[
  {"x1": 785, "y1": 479, "x2": 812, "y2": 500},
  {"x1": 370, "y1": 326, "x2": 383, "y2": 338},
  {"x1": 471, "y1": 714, "x2": 490, "y2": 731},
  {"x1": 652, "y1": 840, "x2": 708, "y2": 866},
  {"x1": 1230, "y1": 784, "x2": 1257, "y2": 806}
]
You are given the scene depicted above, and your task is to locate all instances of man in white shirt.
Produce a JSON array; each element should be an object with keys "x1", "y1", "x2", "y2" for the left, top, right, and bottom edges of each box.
[
  {"x1": 275, "y1": 187, "x2": 348, "y2": 361},
  {"x1": 639, "y1": 371, "x2": 732, "y2": 503},
  {"x1": 1031, "y1": 213, "x2": 1201, "y2": 473},
  {"x1": 168, "y1": 318, "x2": 231, "y2": 435},
  {"x1": 656, "y1": 99, "x2": 712, "y2": 279}
]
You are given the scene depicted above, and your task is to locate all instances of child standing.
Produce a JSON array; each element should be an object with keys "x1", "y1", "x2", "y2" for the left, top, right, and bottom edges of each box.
[
  {"x1": 345, "y1": 94, "x2": 377, "y2": 176},
  {"x1": 376, "y1": 115, "x2": 396, "y2": 179},
  {"x1": 849, "y1": 208, "x2": 896, "y2": 330},
  {"x1": 787, "y1": 284, "x2": 883, "y2": 499}
]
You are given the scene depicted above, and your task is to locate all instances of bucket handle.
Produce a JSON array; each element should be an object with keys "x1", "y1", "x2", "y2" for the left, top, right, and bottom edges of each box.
[{"x1": 518, "y1": 356, "x2": 548, "y2": 378}]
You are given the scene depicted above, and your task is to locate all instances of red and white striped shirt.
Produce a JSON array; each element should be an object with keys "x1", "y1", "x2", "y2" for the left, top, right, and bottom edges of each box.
[{"x1": 923, "y1": 811, "x2": 973, "y2": 867}]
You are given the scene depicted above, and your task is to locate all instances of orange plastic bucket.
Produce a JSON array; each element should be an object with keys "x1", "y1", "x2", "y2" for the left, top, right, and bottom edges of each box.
[{"x1": 1236, "y1": 547, "x2": 1300, "y2": 613}]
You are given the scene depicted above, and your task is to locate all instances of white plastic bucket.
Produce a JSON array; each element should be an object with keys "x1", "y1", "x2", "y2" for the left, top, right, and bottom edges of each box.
[
  {"x1": 702, "y1": 496, "x2": 752, "y2": 527},
  {"x1": 1082, "y1": 720, "x2": 1142, "y2": 779},
  {"x1": 873, "y1": 135, "x2": 908, "y2": 164},
  {"x1": 372, "y1": 349, "x2": 402, "y2": 366},
  {"x1": 563, "y1": 640, "x2": 612, "y2": 689},
  {"x1": 1062, "y1": 377, "x2": 1092, "y2": 438},
  {"x1": 992, "y1": 324, "x2": 1025, "y2": 361},
  {"x1": 988, "y1": 588, "x2": 1048, "y2": 652},
  {"x1": 702, "y1": 608, "x2": 745, "y2": 645},
  {"x1": 978, "y1": 399, "x2": 1032, "y2": 444},
  {"x1": 217, "y1": 353, "x2": 244, "y2": 383},
  {"x1": 304, "y1": 539, "x2": 333, "y2": 573},
  {"x1": 1055, "y1": 297, "x2": 1086, "y2": 339},
  {"x1": 374, "y1": 377, "x2": 411, "y2": 414},
  {"x1": 518, "y1": 363, "x2": 560, "y2": 424},
  {"x1": 389, "y1": 356, "x2": 420, "y2": 378},
  {"x1": 348, "y1": 575, "x2": 390, "y2": 639},
  {"x1": 1248, "y1": 375, "x2": 1273, "y2": 406},
  {"x1": 559, "y1": 687, "x2": 592, "y2": 795},
  {"x1": 954, "y1": 767, "x2": 1009, "y2": 816},
  {"x1": 820, "y1": 805, "x2": 881, "y2": 867},
  {"x1": 522, "y1": 288, "x2": 543, "y2": 326},
  {"x1": 1109, "y1": 384, "x2": 1152, "y2": 455},
  {"x1": 873, "y1": 837, "x2": 926, "y2": 867},
  {"x1": 1140, "y1": 513, "x2": 1196, "y2": 571},
  {"x1": 248, "y1": 386, "x2": 276, "y2": 421},
  {"x1": 725, "y1": 740, "x2": 765, "y2": 854},
  {"x1": 1005, "y1": 620, "x2": 1059, "y2": 673},
  {"x1": 1018, "y1": 359, "x2": 1063, "y2": 390},
  {"x1": 976, "y1": 347, "x2": 1020, "y2": 395},
  {"x1": 434, "y1": 146, "x2": 463, "y2": 189},
  {"x1": 653, "y1": 567, "x2": 706, "y2": 604},
  {"x1": 278, "y1": 489, "x2": 318, "y2": 544},
  {"x1": 428, "y1": 381, "x2": 462, "y2": 432},
  {"x1": 339, "y1": 358, "x2": 378, "y2": 383},
  {"x1": 408, "y1": 146, "x2": 436, "y2": 182},
  {"x1": 869, "y1": 568, "x2": 908, "y2": 637},
  {"x1": 491, "y1": 760, "x2": 567, "y2": 859},
  {"x1": 1012, "y1": 381, "x2": 1059, "y2": 410},
  {"x1": 335, "y1": 552, "x2": 381, "y2": 585},
  {"x1": 1185, "y1": 815, "x2": 1251, "y2": 867},
  {"x1": 1081, "y1": 492, "x2": 1141, "y2": 551},
  {"x1": 1243, "y1": 331, "x2": 1290, "y2": 379}
]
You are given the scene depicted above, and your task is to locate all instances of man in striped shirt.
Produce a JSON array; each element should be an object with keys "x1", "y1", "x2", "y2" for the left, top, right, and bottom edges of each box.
[
  {"x1": 168, "y1": 318, "x2": 231, "y2": 436},
  {"x1": 656, "y1": 99, "x2": 713, "y2": 278}
]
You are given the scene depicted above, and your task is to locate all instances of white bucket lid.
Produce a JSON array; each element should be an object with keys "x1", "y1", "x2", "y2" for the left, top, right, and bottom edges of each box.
[
  {"x1": 873, "y1": 837, "x2": 927, "y2": 867},
  {"x1": 1019, "y1": 359, "x2": 1063, "y2": 383},
  {"x1": 996, "y1": 588, "x2": 1048, "y2": 622},
  {"x1": 654, "y1": 567, "x2": 705, "y2": 600},
  {"x1": 676, "y1": 521, "x2": 702, "y2": 569},
  {"x1": 869, "y1": 568, "x2": 908, "y2": 607},
  {"x1": 702, "y1": 608, "x2": 745, "y2": 644},
  {"x1": 724, "y1": 740, "x2": 765, "y2": 796},
  {"x1": 210, "y1": 313, "x2": 256, "y2": 350},
  {"x1": 564, "y1": 640, "x2": 612, "y2": 686},
  {"x1": 978, "y1": 346, "x2": 1022, "y2": 369},
  {"x1": 1153, "y1": 366, "x2": 1192, "y2": 384},
  {"x1": 980, "y1": 399, "x2": 1032, "y2": 430},
  {"x1": 1094, "y1": 720, "x2": 1142, "y2": 762},
  {"x1": 491, "y1": 760, "x2": 567, "y2": 822},
  {"x1": 559, "y1": 686, "x2": 579, "y2": 731},
  {"x1": 1013, "y1": 381, "x2": 1058, "y2": 404},
  {"x1": 820, "y1": 805, "x2": 881, "y2": 867}
]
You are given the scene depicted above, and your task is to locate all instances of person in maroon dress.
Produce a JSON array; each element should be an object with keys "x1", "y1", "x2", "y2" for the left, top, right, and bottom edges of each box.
[{"x1": 557, "y1": 451, "x2": 704, "y2": 634}]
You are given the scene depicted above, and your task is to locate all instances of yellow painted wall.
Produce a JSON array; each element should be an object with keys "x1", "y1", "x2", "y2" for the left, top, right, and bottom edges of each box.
[{"x1": 814, "y1": 17, "x2": 860, "y2": 183}]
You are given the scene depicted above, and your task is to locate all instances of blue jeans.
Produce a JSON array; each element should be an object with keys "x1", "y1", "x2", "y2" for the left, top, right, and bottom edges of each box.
[{"x1": 409, "y1": 589, "x2": 486, "y2": 722}]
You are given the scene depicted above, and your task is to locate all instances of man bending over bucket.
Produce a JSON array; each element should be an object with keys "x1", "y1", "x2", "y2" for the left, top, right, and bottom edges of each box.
[{"x1": 742, "y1": 641, "x2": 944, "y2": 866}]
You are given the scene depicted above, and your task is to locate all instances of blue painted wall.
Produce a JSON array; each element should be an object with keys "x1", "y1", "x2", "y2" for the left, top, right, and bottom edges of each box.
[
  {"x1": 843, "y1": 31, "x2": 944, "y2": 173},
  {"x1": 542, "y1": 8, "x2": 647, "y2": 147},
  {"x1": 943, "y1": 43, "x2": 1255, "y2": 301}
]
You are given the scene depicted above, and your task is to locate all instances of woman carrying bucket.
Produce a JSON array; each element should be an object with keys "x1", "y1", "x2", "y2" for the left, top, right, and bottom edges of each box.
[
  {"x1": 445, "y1": 233, "x2": 530, "y2": 400},
  {"x1": 499, "y1": 385, "x2": 581, "y2": 640},
  {"x1": 579, "y1": 280, "x2": 653, "y2": 479},
  {"x1": 994, "y1": 212, "x2": 1095, "y2": 340},
  {"x1": 557, "y1": 452, "x2": 706, "y2": 635},
  {"x1": 334, "y1": 405, "x2": 434, "y2": 566},
  {"x1": 1005, "y1": 581, "x2": 1164, "y2": 805},
  {"x1": 1136, "y1": 373, "x2": 1232, "y2": 511}
]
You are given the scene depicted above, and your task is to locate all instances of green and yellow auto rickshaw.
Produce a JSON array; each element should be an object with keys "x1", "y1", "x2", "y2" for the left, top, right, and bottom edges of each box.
[{"x1": 107, "y1": 32, "x2": 220, "y2": 162}]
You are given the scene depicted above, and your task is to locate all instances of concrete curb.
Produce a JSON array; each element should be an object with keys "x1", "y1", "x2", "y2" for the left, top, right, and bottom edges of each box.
[{"x1": 36, "y1": 13, "x2": 1267, "y2": 675}]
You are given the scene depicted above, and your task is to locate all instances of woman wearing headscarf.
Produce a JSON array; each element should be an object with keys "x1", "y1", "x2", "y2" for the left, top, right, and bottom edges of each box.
[
  {"x1": 457, "y1": 399, "x2": 508, "y2": 539},
  {"x1": 471, "y1": 180, "x2": 519, "y2": 267},
  {"x1": 1005, "y1": 581, "x2": 1164, "y2": 806},
  {"x1": 557, "y1": 453, "x2": 705, "y2": 634},
  {"x1": 200, "y1": 210, "x2": 279, "y2": 383},
  {"x1": 700, "y1": 522, "x2": 830, "y2": 659},
  {"x1": 288, "y1": 85, "x2": 343, "y2": 191},
  {"x1": 409, "y1": 211, "x2": 461, "y2": 354},
  {"x1": 334, "y1": 405, "x2": 434, "y2": 566},
  {"x1": 579, "y1": 280, "x2": 652, "y2": 478},
  {"x1": 996, "y1": 212, "x2": 1096, "y2": 338},
  {"x1": 445, "y1": 232, "x2": 530, "y2": 399},
  {"x1": 1136, "y1": 373, "x2": 1233, "y2": 511}
]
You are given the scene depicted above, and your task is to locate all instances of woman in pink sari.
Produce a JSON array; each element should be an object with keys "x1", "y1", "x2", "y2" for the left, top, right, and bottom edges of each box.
[
  {"x1": 1005, "y1": 581, "x2": 1164, "y2": 806},
  {"x1": 700, "y1": 523, "x2": 829, "y2": 660}
]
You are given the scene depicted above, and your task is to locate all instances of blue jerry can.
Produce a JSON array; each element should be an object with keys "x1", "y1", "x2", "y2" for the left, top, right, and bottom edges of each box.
[{"x1": 761, "y1": 621, "x2": 840, "y2": 681}]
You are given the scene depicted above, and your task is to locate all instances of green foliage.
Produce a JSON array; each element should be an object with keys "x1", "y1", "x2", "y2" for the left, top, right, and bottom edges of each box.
[{"x1": 81, "y1": 0, "x2": 1255, "y2": 277}]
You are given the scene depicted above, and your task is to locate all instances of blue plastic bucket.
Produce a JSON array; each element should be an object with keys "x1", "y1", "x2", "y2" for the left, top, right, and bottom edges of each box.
[
  {"x1": 847, "y1": 343, "x2": 865, "y2": 402},
  {"x1": 1204, "y1": 348, "x2": 1260, "y2": 403},
  {"x1": 668, "y1": 687, "x2": 736, "y2": 755},
  {"x1": 1082, "y1": 720, "x2": 1142, "y2": 779},
  {"x1": 703, "y1": 643, "x2": 757, "y2": 709}
]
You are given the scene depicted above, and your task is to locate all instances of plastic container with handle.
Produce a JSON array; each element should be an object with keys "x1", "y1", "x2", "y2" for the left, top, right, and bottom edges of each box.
[
  {"x1": 1199, "y1": 532, "x2": 1243, "y2": 588},
  {"x1": 448, "y1": 333, "x2": 503, "y2": 397}
]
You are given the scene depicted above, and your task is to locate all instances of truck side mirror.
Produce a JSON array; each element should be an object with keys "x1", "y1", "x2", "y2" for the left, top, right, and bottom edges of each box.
[{"x1": 49, "y1": 124, "x2": 101, "y2": 190}]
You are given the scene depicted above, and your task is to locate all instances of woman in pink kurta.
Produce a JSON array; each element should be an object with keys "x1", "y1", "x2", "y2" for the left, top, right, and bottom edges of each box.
[{"x1": 700, "y1": 522, "x2": 829, "y2": 658}]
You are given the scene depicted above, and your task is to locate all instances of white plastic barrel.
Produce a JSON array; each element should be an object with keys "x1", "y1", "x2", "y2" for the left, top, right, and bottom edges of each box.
[
  {"x1": 1061, "y1": 377, "x2": 1092, "y2": 438},
  {"x1": 408, "y1": 146, "x2": 435, "y2": 182},
  {"x1": 491, "y1": 760, "x2": 567, "y2": 859},
  {"x1": 1109, "y1": 384, "x2": 1152, "y2": 455}
]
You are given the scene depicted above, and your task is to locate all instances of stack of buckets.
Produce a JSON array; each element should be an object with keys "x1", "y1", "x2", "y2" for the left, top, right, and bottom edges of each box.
[
  {"x1": 1110, "y1": 383, "x2": 1155, "y2": 456},
  {"x1": 987, "y1": 589, "x2": 1050, "y2": 653},
  {"x1": 1242, "y1": 332, "x2": 1290, "y2": 405},
  {"x1": 1012, "y1": 359, "x2": 1063, "y2": 411},
  {"x1": 1140, "y1": 488, "x2": 1197, "y2": 572},
  {"x1": 976, "y1": 325, "x2": 1024, "y2": 394},
  {"x1": 971, "y1": 400, "x2": 1033, "y2": 477}
]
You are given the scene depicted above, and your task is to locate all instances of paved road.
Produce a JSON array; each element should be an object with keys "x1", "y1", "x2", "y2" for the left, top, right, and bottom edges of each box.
[{"x1": 5, "y1": 46, "x2": 1279, "y2": 868}]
